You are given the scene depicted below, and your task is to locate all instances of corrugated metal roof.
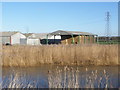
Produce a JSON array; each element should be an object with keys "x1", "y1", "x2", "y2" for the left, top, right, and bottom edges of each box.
[
  {"x1": 34, "y1": 33, "x2": 48, "y2": 39},
  {"x1": 27, "y1": 33, "x2": 52, "y2": 39},
  {"x1": 23, "y1": 33, "x2": 33, "y2": 37},
  {"x1": 0, "y1": 31, "x2": 19, "y2": 37},
  {"x1": 49, "y1": 30, "x2": 97, "y2": 36}
]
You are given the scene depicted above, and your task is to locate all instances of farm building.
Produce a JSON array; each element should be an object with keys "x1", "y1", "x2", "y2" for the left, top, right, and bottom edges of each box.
[
  {"x1": 21, "y1": 33, "x2": 40, "y2": 45},
  {"x1": 36, "y1": 33, "x2": 61, "y2": 44},
  {"x1": 48, "y1": 30, "x2": 98, "y2": 44},
  {"x1": 0, "y1": 31, "x2": 26, "y2": 45},
  {"x1": 29, "y1": 33, "x2": 61, "y2": 44},
  {"x1": 21, "y1": 33, "x2": 61, "y2": 45}
]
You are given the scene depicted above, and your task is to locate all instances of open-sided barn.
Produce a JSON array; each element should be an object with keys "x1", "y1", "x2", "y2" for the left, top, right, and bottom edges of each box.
[{"x1": 48, "y1": 30, "x2": 98, "y2": 44}]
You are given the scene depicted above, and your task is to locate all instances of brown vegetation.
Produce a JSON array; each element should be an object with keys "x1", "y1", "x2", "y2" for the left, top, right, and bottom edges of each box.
[
  {"x1": 48, "y1": 66, "x2": 113, "y2": 88},
  {"x1": 2, "y1": 66, "x2": 116, "y2": 88},
  {"x1": 2, "y1": 44, "x2": 119, "y2": 67}
]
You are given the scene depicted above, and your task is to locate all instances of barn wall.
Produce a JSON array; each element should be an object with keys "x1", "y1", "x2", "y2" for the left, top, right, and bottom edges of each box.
[
  {"x1": 11, "y1": 33, "x2": 26, "y2": 45},
  {"x1": 61, "y1": 35, "x2": 95, "y2": 44},
  {"x1": 49, "y1": 35, "x2": 61, "y2": 39},
  {"x1": 20, "y1": 38, "x2": 27, "y2": 45},
  {"x1": 40, "y1": 39, "x2": 61, "y2": 44},
  {"x1": 2, "y1": 36, "x2": 11, "y2": 44},
  {"x1": 27, "y1": 38, "x2": 40, "y2": 45},
  {"x1": 61, "y1": 35, "x2": 72, "y2": 40}
]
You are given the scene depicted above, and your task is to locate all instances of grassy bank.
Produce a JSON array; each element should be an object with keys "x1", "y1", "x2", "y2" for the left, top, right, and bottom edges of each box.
[{"x1": 2, "y1": 44, "x2": 119, "y2": 67}]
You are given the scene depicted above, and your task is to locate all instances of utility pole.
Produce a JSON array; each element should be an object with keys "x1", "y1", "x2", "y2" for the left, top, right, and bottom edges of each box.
[{"x1": 105, "y1": 11, "x2": 111, "y2": 42}]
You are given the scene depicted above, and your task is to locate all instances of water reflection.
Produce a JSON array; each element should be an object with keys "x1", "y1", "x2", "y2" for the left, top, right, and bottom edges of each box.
[{"x1": 2, "y1": 65, "x2": 119, "y2": 88}]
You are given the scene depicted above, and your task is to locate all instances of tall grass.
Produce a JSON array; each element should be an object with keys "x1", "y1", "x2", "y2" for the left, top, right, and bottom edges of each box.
[
  {"x1": 48, "y1": 66, "x2": 114, "y2": 88},
  {"x1": 2, "y1": 66, "x2": 116, "y2": 88},
  {"x1": 2, "y1": 44, "x2": 119, "y2": 67},
  {"x1": 2, "y1": 71, "x2": 36, "y2": 88}
]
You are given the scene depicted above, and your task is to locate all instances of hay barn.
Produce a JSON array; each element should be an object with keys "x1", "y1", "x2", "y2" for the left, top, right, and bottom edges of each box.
[{"x1": 49, "y1": 30, "x2": 98, "y2": 44}]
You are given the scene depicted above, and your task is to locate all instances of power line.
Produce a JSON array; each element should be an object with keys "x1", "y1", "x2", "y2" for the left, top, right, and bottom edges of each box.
[{"x1": 105, "y1": 11, "x2": 111, "y2": 41}]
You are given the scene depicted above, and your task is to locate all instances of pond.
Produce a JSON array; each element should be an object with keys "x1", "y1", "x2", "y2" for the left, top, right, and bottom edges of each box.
[{"x1": 1, "y1": 65, "x2": 120, "y2": 88}]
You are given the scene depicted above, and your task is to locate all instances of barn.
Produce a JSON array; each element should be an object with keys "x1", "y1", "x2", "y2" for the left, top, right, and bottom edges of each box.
[
  {"x1": 27, "y1": 33, "x2": 61, "y2": 44},
  {"x1": 0, "y1": 31, "x2": 26, "y2": 45},
  {"x1": 48, "y1": 30, "x2": 98, "y2": 44},
  {"x1": 22, "y1": 33, "x2": 40, "y2": 45},
  {"x1": 34, "y1": 33, "x2": 61, "y2": 44}
]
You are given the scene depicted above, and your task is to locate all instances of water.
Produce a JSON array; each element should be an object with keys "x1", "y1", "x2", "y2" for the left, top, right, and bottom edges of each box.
[{"x1": 2, "y1": 65, "x2": 120, "y2": 88}]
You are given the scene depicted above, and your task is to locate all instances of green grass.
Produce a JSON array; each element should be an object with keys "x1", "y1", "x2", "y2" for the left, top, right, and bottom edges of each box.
[{"x1": 97, "y1": 41, "x2": 120, "y2": 44}]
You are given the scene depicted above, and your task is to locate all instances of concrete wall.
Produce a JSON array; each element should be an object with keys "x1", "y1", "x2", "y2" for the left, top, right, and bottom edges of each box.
[{"x1": 11, "y1": 32, "x2": 26, "y2": 45}]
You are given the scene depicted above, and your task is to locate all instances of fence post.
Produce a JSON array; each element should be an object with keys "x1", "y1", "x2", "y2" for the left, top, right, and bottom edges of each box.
[
  {"x1": 46, "y1": 34, "x2": 48, "y2": 44},
  {"x1": 88, "y1": 35, "x2": 90, "y2": 43},
  {"x1": 78, "y1": 35, "x2": 80, "y2": 44},
  {"x1": 84, "y1": 36, "x2": 86, "y2": 44},
  {"x1": 71, "y1": 34, "x2": 74, "y2": 44},
  {"x1": 54, "y1": 35, "x2": 56, "y2": 44},
  {"x1": 96, "y1": 35, "x2": 98, "y2": 44},
  {"x1": 92, "y1": 36, "x2": 94, "y2": 43}
]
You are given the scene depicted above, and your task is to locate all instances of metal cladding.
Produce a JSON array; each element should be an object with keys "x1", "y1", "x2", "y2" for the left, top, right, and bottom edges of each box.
[
  {"x1": 49, "y1": 30, "x2": 97, "y2": 44},
  {"x1": 49, "y1": 30, "x2": 97, "y2": 36},
  {"x1": 1, "y1": 30, "x2": 98, "y2": 45}
]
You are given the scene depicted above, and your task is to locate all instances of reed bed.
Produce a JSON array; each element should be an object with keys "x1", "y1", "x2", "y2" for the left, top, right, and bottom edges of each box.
[
  {"x1": 2, "y1": 44, "x2": 119, "y2": 67},
  {"x1": 2, "y1": 66, "x2": 116, "y2": 88},
  {"x1": 48, "y1": 66, "x2": 114, "y2": 88},
  {"x1": 2, "y1": 71, "x2": 36, "y2": 88}
]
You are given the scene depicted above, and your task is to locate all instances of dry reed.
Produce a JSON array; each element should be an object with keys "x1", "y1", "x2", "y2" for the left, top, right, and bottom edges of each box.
[
  {"x1": 2, "y1": 66, "x2": 115, "y2": 88},
  {"x1": 2, "y1": 44, "x2": 119, "y2": 67},
  {"x1": 2, "y1": 71, "x2": 36, "y2": 88},
  {"x1": 48, "y1": 66, "x2": 113, "y2": 88}
]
